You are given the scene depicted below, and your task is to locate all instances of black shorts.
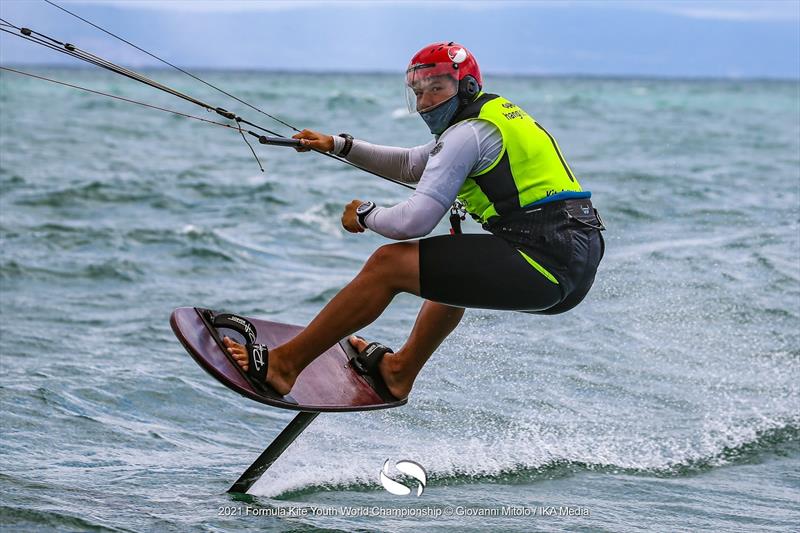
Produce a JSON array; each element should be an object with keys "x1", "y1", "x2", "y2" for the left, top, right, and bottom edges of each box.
[{"x1": 418, "y1": 202, "x2": 605, "y2": 314}]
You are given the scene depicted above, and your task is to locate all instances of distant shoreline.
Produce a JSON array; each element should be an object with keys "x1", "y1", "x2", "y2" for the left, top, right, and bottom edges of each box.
[{"x1": 2, "y1": 64, "x2": 798, "y2": 83}]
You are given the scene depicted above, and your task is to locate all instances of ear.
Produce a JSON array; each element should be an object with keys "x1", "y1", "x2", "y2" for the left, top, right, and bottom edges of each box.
[{"x1": 458, "y1": 75, "x2": 480, "y2": 106}]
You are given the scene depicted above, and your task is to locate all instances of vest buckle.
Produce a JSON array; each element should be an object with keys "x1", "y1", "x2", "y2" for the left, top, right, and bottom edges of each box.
[{"x1": 449, "y1": 201, "x2": 467, "y2": 235}]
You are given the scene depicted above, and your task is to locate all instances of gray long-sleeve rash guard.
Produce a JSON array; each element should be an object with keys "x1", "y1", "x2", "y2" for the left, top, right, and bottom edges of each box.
[{"x1": 332, "y1": 120, "x2": 503, "y2": 240}]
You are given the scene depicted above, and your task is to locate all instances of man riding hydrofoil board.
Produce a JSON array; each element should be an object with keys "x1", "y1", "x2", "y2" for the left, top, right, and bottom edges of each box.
[{"x1": 224, "y1": 42, "x2": 605, "y2": 401}]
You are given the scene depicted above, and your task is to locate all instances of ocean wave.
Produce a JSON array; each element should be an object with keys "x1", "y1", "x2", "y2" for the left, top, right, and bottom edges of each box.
[
  {"x1": 278, "y1": 202, "x2": 346, "y2": 237},
  {"x1": 75, "y1": 97, "x2": 127, "y2": 111},
  {"x1": 326, "y1": 91, "x2": 380, "y2": 108},
  {"x1": 0, "y1": 171, "x2": 25, "y2": 186},
  {"x1": 2, "y1": 73, "x2": 799, "y2": 529},
  {"x1": 0, "y1": 258, "x2": 144, "y2": 282},
  {"x1": 15, "y1": 180, "x2": 158, "y2": 207},
  {"x1": 232, "y1": 88, "x2": 283, "y2": 102},
  {"x1": 257, "y1": 418, "x2": 799, "y2": 499},
  {"x1": 0, "y1": 504, "x2": 117, "y2": 533},
  {"x1": 391, "y1": 107, "x2": 414, "y2": 119},
  {"x1": 187, "y1": 180, "x2": 285, "y2": 203},
  {"x1": 176, "y1": 246, "x2": 236, "y2": 263}
]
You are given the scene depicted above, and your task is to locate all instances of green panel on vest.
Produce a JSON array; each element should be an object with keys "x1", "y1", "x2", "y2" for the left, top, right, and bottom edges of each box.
[{"x1": 452, "y1": 94, "x2": 583, "y2": 224}]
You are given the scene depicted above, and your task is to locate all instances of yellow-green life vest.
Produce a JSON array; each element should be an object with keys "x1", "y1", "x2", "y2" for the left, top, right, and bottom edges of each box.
[{"x1": 449, "y1": 93, "x2": 583, "y2": 223}]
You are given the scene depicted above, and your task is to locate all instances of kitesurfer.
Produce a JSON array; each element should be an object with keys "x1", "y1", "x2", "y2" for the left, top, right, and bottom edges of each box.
[{"x1": 225, "y1": 42, "x2": 605, "y2": 400}]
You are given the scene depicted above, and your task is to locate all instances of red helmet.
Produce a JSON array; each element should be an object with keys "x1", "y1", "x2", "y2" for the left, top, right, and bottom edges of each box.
[
  {"x1": 407, "y1": 42, "x2": 482, "y2": 86},
  {"x1": 405, "y1": 42, "x2": 482, "y2": 114}
]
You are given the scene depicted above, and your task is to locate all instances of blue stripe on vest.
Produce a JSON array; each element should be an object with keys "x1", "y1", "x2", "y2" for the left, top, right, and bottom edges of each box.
[{"x1": 525, "y1": 191, "x2": 591, "y2": 208}]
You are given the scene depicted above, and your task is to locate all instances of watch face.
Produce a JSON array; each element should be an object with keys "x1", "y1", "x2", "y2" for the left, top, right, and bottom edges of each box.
[{"x1": 356, "y1": 202, "x2": 374, "y2": 215}]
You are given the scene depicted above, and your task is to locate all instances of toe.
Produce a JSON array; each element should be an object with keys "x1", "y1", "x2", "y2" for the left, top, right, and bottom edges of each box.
[
  {"x1": 224, "y1": 337, "x2": 245, "y2": 353},
  {"x1": 348, "y1": 335, "x2": 368, "y2": 352},
  {"x1": 224, "y1": 336, "x2": 248, "y2": 369}
]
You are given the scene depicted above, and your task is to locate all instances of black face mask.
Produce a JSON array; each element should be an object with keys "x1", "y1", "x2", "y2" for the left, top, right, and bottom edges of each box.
[{"x1": 419, "y1": 94, "x2": 460, "y2": 135}]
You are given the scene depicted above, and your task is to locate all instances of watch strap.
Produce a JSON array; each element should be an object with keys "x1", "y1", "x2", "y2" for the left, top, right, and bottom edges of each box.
[
  {"x1": 356, "y1": 201, "x2": 376, "y2": 230},
  {"x1": 338, "y1": 133, "x2": 354, "y2": 157}
]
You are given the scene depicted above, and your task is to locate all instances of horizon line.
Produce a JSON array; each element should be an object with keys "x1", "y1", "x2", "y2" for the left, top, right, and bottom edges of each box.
[{"x1": 2, "y1": 63, "x2": 798, "y2": 83}]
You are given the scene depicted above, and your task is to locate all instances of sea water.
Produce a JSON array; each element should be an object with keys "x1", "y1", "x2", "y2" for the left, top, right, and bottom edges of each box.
[{"x1": 1, "y1": 69, "x2": 798, "y2": 531}]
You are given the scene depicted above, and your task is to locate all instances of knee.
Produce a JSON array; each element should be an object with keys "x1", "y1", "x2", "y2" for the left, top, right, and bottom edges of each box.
[
  {"x1": 360, "y1": 243, "x2": 417, "y2": 289},
  {"x1": 362, "y1": 244, "x2": 400, "y2": 278}
]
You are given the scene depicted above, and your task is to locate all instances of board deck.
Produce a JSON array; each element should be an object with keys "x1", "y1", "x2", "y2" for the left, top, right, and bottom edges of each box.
[{"x1": 170, "y1": 307, "x2": 406, "y2": 412}]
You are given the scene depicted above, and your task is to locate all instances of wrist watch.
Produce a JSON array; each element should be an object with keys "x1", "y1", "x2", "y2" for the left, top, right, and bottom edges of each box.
[
  {"x1": 338, "y1": 133, "x2": 354, "y2": 157},
  {"x1": 356, "y1": 201, "x2": 376, "y2": 229}
]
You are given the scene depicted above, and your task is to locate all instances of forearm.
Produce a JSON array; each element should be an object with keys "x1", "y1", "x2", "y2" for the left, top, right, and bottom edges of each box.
[
  {"x1": 358, "y1": 123, "x2": 488, "y2": 239},
  {"x1": 363, "y1": 193, "x2": 448, "y2": 240},
  {"x1": 332, "y1": 136, "x2": 429, "y2": 183}
]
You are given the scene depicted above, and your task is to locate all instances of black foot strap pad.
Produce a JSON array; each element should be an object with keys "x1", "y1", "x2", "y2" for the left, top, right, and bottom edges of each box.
[
  {"x1": 197, "y1": 308, "x2": 297, "y2": 405},
  {"x1": 350, "y1": 341, "x2": 399, "y2": 402},
  {"x1": 212, "y1": 313, "x2": 258, "y2": 344},
  {"x1": 247, "y1": 343, "x2": 269, "y2": 384},
  {"x1": 244, "y1": 343, "x2": 297, "y2": 404}
]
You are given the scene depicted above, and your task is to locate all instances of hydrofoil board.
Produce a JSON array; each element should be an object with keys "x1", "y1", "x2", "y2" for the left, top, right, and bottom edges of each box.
[
  {"x1": 170, "y1": 306, "x2": 405, "y2": 493},
  {"x1": 170, "y1": 307, "x2": 406, "y2": 412}
]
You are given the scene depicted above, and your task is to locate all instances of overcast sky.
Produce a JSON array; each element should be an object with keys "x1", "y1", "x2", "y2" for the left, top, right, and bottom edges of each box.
[{"x1": 1, "y1": 0, "x2": 798, "y2": 79}]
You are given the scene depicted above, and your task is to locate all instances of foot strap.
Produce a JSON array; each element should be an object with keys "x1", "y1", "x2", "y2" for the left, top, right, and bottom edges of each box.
[
  {"x1": 243, "y1": 343, "x2": 296, "y2": 403},
  {"x1": 247, "y1": 343, "x2": 269, "y2": 384},
  {"x1": 349, "y1": 341, "x2": 399, "y2": 402},
  {"x1": 212, "y1": 313, "x2": 257, "y2": 344},
  {"x1": 351, "y1": 342, "x2": 394, "y2": 376},
  {"x1": 208, "y1": 311, "x2": 268, "y2": 387},
  {"x1": 198, "y1": 308, "x2": 296, "y2": 404}
]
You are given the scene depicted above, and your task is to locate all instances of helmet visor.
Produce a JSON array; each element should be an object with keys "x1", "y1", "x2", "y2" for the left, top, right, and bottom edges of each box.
[{"x1": 405, "y1": 62, "x2": 459, "y2": 114}]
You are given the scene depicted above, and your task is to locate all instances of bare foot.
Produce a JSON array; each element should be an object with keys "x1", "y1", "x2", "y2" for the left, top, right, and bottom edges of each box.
[
  {"x1": 222, "y1": 337, "x2": 295, "y2": 396},
  {"x1": 348, "y1": 336, "x2": 412, "y2": 399}
]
